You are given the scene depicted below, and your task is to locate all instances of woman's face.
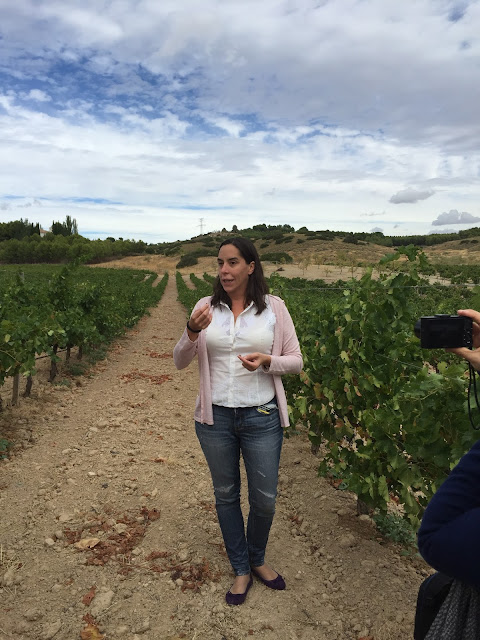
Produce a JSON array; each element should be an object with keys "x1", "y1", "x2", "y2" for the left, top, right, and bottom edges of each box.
[{"x1": 217, "y1": 244, "x2": 255, "y2": 299}]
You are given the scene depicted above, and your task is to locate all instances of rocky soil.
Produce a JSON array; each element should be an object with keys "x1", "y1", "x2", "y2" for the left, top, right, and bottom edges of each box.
[{"x1": 0, "y1": 274, "x2": 430, "y2": 640}]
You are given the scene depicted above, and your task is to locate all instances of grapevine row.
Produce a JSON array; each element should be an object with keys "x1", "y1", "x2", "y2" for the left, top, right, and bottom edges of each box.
[
  {"x1": 276, "y1": 248, "x2": 480, "y2": 525},
  {"x1": 176, "y1": 261, "x2": 478, "y2": 525},
  {"x1": 0, "y1": 263, "x2": 168, "y2": 406},
  {"x1": 175, "y1": 272, "x2": 212, "y2": 314}
]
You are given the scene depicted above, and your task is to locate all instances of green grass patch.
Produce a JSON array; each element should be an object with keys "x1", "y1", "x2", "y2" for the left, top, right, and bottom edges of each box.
[
  {"x1": 373, "y1": 512, "x2": 417, "y2": 548},
  {"x1": 0, "y1": 437, "x2": 12, "y2": 459},
  {"x1": 64, "y1": 360, "x2": 89, "y2": 376},
  {"x1": 84, "y1": 344, "x2": 109, "y2": 365},
  {"x1": 176, "y1": 254, "x2": 198, "y2": 268},
  {"x1": 54, "y1": 378, "x2": 72, "y2": 388},
  {"x1": 260, "y1": 251, "x2": 293, "y2": 264}
]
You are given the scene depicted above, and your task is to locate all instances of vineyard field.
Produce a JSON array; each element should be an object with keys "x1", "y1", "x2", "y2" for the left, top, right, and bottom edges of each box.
[
  {"x1": 4, "y1": 256, "x2": 480, "y2": 524},
  {"x1": 0, "y1": 273, "x2": 425, "y2": 640},
  {"x1": 0, "y1": 263, "x2": 168, "y2": 405},
  {"x1": 176, "y1": 253, "x2": 480, "y2": 526}
]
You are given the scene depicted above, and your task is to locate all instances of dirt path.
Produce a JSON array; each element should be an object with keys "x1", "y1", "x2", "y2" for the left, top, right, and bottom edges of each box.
[{"x1": 0, "y1": 276, "x2": 428, "y2": 640}]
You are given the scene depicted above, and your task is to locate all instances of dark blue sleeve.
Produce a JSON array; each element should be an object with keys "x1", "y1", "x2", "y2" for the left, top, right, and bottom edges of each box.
[{"x1": 417, "y1": 439, "x2": 480, "y2": 588}]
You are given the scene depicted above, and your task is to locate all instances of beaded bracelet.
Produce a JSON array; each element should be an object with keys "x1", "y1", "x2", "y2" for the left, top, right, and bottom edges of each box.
[{"x1": 187, "y1": 320, "x2": 201, "y2": 333}]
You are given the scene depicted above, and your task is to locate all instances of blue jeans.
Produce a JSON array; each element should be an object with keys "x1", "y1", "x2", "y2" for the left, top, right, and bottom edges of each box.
[{"x1": 195, "y1": 401, "x2": 283, "y2": 576}]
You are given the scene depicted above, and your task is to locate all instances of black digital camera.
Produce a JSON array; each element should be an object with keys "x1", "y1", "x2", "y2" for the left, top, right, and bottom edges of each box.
[{"x1": 414, "y1": 315, "x2": 473, "y2": 349}]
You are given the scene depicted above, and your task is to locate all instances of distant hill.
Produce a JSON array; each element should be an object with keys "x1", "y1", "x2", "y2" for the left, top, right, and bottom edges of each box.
[
  {"x1": 3, "y1": 219, "x2": 480, "y2": 265},
  {"x1": 161, "y1": 226, "x2": 480, "y2": 268}
]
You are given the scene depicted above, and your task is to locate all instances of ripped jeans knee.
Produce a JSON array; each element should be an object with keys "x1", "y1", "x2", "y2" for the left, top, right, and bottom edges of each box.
[{"x1": 213, "y1": 482, "x2": 240, "y2": 505}]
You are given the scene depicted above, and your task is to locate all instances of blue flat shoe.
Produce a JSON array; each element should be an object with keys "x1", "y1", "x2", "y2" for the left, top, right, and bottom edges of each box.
[
  {"x1": 225, "y1": 575, "x2": 253, "y2": 605},
  {"x1": 252, "y1": 567, "x2": 286, "y2": 590}
]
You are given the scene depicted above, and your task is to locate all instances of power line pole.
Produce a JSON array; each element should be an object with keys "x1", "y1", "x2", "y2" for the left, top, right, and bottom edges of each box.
[{"x1": 198, "y1": 217, "x2": 205, "y2": 235}]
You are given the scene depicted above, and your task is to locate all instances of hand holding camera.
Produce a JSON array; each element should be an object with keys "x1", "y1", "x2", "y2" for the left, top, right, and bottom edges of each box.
[
  {"x1": 415, "y1": 309, "x2": 480, "y2": 368},
  {"x1": 448, "y1": 309, "x2": 480, "y2": 371},
  {"x1": 414, "y1": 313, "x2": 473, "y2": 349}
]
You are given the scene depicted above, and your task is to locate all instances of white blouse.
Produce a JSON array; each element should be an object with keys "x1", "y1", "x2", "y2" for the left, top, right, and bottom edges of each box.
[{"x1": 205, "y1": 299, "x2": 276, "y2": 408}]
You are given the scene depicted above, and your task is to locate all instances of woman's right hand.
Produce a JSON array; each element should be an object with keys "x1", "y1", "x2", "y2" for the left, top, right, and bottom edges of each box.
[
  {"x1": 448, "y1": 309, "x2": 480, "y2": 369},
  {"x1": 187, "y1": 303, "x2": 212, "y2": 340}
]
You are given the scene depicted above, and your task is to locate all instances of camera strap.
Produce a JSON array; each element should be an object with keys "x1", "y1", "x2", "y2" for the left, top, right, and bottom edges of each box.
[{"x1": 467, "y1": 364, "x2": 480, "y2": 430}]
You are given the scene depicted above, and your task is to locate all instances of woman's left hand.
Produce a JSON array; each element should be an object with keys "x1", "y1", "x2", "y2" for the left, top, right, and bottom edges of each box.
[{"x1": 238, "y1": 353, "x2": 271, "y2": 371}]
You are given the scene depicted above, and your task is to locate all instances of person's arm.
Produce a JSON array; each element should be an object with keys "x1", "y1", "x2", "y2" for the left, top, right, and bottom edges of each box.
[
  {"x1": 238, "y1": 299, "x2": 302, "y2": 374},
  {"x1": 267, "y1": 299, "x2": 303, "y2": 375},
  {"x1": 418, "y1": 440, "x2": 480, "y2": 588},
  {"x1": 173, "y1": 300, "x2": 212, "y2": 370},
  {"x1": 418, "y1": 307, "x2": 480, "y2": 587},
  {"x1": 448, "y1": 309, "x2": 480, "y2": 369},
  {"x1": 186, "y1": 302, "x2": 212, "y2": 341}
]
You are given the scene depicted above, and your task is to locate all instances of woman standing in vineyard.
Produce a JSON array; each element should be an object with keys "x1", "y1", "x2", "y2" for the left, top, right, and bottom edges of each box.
[{"x1": 173, "y1": 237, "x2": 302, "y2": 605}]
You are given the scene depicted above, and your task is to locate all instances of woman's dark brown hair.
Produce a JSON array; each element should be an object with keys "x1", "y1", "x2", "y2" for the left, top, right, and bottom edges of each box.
[{"x1": 211, "y1": 237, "x2": 269, "y2": 314}]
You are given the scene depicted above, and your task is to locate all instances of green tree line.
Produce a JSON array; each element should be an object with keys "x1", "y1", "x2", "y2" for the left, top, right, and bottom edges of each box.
[{"x1": 3, "y1": 217, "x2": 480, "y2": 265}]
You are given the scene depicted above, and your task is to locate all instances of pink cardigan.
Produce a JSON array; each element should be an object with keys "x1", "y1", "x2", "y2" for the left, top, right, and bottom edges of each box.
[{"x1": 173, "y1": 295, "x2": 303, "y2": 427}]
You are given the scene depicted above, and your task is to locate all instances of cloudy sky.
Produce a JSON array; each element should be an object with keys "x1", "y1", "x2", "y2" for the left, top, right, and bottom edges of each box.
[{"x1": 1, "y1": 1, "x2": 480, "y2": 243}]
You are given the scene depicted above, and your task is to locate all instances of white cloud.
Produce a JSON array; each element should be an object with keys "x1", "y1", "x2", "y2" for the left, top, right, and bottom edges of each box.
[
  {"x1": 432, "y1": 209, "x2": 480, "y2": 226},
  {"x1": 428, "y1": 228, "x2": 459, "y2": 234},
  {"x1": 204, "y1": 115, "x2": 245, "y2": 138},
  {"x1": 0, "y1": 1, "x2": 479, "y2": 240},
  {"x1": 26, "y1": 89, "x2": 51, "y2": 102},
  {"x1": 39, "y1": 5, "x2": 123, "y2": 45},
  {"x1": 390, "y1": 188, "x2": 435, "y2": 204}
]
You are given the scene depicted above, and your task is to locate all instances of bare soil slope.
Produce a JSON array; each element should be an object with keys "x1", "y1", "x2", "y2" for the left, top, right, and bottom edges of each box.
[{"x1": 93, "y1": 235, "x2": 480, "y2": 282}]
